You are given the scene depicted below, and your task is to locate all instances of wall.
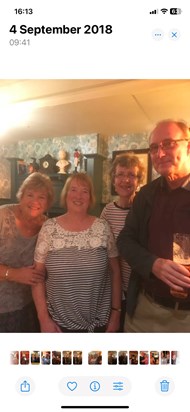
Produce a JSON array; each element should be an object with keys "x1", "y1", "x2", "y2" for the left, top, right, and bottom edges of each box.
[{"x1": 0, "y1": 134, "x2": 99, "y2": 164}]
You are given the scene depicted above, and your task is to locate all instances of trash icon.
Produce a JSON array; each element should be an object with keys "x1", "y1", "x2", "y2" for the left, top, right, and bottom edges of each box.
[{"x1": 160, "y1": 379, "x2": 169, "y2": 392}]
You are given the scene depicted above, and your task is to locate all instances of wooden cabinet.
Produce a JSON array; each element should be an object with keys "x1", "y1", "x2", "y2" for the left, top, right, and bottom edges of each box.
[
  {"x1": 0, "y1": 155, "x2": 105, "y2": 217},
  {"x1": 83, "y1": 154, "x2": 105, "y2": 216},
  {"x1": 47, "y1": 174, "x2": 68, "y2": 217}
]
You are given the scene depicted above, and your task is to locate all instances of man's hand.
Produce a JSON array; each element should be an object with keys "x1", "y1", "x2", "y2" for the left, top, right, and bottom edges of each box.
[{"x1": 152, "y1": 258, "x2": 190, "y2": 291}]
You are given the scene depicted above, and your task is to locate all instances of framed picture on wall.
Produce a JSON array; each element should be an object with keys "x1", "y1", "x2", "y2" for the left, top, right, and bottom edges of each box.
[
  {"x1": 111, "y1": 148, "x2": 151, "y2": 195},
  {"x1": 0, "y1": 158, "x2": 11, "y2": 200}
]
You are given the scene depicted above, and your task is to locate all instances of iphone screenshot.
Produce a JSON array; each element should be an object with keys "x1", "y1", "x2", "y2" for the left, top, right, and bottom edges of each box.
[{"x1": 0, "y1": 1, "x2": 189, "y2": 411}]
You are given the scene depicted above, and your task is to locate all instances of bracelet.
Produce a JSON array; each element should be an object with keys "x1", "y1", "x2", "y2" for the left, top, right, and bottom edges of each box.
[
  {"x1": 4, "y1": 268, "x2": 9, "y2": 280},
  {"x1": 111, "y1": 307, "x2": 122, "y2": 312}
]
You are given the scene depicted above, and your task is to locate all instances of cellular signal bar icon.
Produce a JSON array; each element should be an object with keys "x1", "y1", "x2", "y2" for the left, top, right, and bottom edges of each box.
[
  {"x1": 150, "y1": 9, "x2": 158, "y2": 14},
  {"x1": 160, "y1": 8, "x2": 168, "y2": 14}
]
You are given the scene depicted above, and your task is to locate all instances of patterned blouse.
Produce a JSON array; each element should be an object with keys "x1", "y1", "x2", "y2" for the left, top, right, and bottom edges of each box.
[
  {"x1": 34, "y1": 217, "x2": 118, "y2": 332},
  {"x1": 0, "y1": 205, "x2": 37, "y2": 313}
]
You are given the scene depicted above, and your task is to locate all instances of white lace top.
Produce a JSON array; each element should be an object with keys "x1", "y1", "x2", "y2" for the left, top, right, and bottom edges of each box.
[{"x1": 34, "y1": 217, "x2": 118, "y2": 332}]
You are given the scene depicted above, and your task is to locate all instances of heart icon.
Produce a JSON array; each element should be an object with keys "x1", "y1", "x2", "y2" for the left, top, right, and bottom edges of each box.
[{"x1": 67, "y1": 381, "x2": 77, "y2": 391}]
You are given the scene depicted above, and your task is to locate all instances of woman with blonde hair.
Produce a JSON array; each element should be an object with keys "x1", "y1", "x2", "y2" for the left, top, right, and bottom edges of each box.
[
  {"x1": 0, "y1": 172, "x2": 54, "y2": 332},
  {"x1": 33, "y1": 172, "x2": 121, "y2": 332}
]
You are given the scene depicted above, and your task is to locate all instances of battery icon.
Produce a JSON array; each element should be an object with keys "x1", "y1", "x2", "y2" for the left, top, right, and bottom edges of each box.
[{"x1": 170, "y1": 8, "x2": 182, "y2": 14}]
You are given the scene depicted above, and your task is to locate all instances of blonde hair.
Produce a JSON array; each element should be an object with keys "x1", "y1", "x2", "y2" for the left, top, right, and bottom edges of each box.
[
  {"x1": 110, "y1": 153, "x2": 145, "y2": 185},
  {"x1": 16, "y1": 172, "x2": 54, "y2": 209},
  {"x1": 60, "y1": 173, "x2": 96, "y2": 209}
]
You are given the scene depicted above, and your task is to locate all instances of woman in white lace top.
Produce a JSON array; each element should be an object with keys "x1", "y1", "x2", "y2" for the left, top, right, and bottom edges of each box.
[{"x1": 33, "y1": 173, "x2": 121, "y2": 332}]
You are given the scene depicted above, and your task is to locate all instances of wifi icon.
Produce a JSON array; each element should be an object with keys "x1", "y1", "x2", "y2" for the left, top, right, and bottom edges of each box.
[{"x1": 161, "y1": 8, "x2": 168, "y2": 14}]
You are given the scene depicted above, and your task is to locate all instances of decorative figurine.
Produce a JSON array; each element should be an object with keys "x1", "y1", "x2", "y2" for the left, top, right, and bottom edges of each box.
[
  {"x1": 28, "y1": 157, "x2": 39, "y2": 174},
  {"x1": 73, "y1": 148, "x2": 80, "y2": 173},
  {"x1": 56, "y1": 150, "x2": 70, "y2": 174}
]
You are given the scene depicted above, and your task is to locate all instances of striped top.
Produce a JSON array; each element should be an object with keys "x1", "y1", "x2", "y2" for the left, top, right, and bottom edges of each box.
[
  {"x1": 101, "y1": 202, "x2": 131, "y2": 292},
  {"x1": 34, "y1": 217, "x2": 118, "y2": 332}
]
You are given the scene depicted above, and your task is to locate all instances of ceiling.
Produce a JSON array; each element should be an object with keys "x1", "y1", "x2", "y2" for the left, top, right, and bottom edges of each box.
[{"x1": 0, "y1": 79, "x2": 190, "y2": 143}]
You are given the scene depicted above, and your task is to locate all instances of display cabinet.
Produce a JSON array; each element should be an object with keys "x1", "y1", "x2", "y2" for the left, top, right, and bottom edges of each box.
[
  {"x1": 0, "y1": 155, "x2": 105, "y2": 217},
  {"x1": 83, "y1": 154, "x2": 105, "y2": 216}
]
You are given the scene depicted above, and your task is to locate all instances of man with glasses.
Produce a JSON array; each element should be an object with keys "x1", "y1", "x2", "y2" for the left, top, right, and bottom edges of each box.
[{"x1": 117, "y1": 119, "x2": 190, "y2": 332}]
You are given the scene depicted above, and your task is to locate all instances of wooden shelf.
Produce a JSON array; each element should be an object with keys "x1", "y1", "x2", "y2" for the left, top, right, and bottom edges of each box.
[{"x1": 1, "y1": 155, "x2": 105, "y2": 217}]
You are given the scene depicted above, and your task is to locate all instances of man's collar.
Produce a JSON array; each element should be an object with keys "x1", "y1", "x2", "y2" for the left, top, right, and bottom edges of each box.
[
  {"x1": 182, "y1": 174, "x2": 190, "y2": 191},
  {"x1": 160, "y1": 174, "x2": 190, "y2": 191}
]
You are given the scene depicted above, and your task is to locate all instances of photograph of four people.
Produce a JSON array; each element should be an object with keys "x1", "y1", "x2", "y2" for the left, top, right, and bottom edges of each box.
[{"x1": 0, "y1": 118, "x2": 189, "y2": 333}]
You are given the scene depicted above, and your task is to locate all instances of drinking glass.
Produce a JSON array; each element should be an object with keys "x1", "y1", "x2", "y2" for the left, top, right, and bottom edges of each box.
[{"x1": 170, "y1": 233, "x2": 190, "y2": 299}]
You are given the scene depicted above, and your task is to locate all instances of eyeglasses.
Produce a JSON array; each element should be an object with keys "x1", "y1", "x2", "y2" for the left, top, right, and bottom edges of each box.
[
  {"x1": 149, "y1": 139, "x2": 189, "y2": 155},
  {"x1": 114, "y1": 172, "x2": 138, "y2": 180}
]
